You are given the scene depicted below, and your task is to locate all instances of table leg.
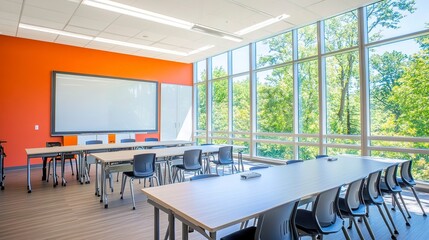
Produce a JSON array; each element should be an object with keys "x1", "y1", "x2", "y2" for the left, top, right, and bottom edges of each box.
[
  {"x1": 42, "y1": 157, "x2": 47, "y2": 181},
  {"x1": 167, "y1": 158, "x2": 173, "y2": 184},
  {"x1": 52, "y1": 156, "x2": 57, "y2": 187},
  {"x1": 103, "y1": 162, "x2": 108, "y2": 208},
  {"x1": 239, "y1": 151, "x2": 244, "y2": 172},
  {"x1": 79, "y1": 152, "x2": 85, "y2": 184},
  {"x1": 95, "y1": 159, "x2": 99, "y2": 196},
  {"x1": 168, "y1": 213, "x2": 175, "y2": 240},
  {"x1": 209, "y1": 231, "x2": 217, "y2": 240},
  {"x1": 182, "y1": 222, "x2": 189, "y2": 240},
  {"x1": 27, "y1": 157, "x2": 32, "y2": 193},
  {"x1": 61, "y1": 154, "x2": 66, "y2": 186},
  {"x1": 154, "y1": 207, "x2": 160, "y2": 240}
]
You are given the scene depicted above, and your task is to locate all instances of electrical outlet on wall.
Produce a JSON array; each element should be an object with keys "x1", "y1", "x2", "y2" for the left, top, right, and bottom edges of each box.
[{"x1": 35, "y1": 125, "x2": 39, "y2": 130}]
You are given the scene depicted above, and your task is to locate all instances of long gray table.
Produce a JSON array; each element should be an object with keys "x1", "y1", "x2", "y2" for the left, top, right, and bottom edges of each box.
[
  {"x1": 91, "y1": 145, "x2": 244, "y2": 208},
  {"x1": 142, "y1": 155, "x2": 396, "y2": 240},
  {"x1": 24, "y1": 140, "x2": 192, "y2": 193}
]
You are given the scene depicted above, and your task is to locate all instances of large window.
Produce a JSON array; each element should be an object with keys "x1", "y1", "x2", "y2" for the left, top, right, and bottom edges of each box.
[
  {"x1": 256, "y1": 66, "x2": 293, "y2": 133},
  {"x1": 194, "y1": 0, "x2": 429, "y2": 181}
]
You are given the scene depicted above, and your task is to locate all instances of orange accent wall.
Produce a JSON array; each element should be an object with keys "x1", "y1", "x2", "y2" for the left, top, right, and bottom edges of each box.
[{"x1": 0, "y1": 35, "x2": 192, "y2": 167}]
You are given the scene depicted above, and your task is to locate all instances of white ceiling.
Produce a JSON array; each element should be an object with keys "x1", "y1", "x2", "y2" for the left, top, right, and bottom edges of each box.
[{"x1": 0, "y1": 0, "x2": 377, "y2": 63}]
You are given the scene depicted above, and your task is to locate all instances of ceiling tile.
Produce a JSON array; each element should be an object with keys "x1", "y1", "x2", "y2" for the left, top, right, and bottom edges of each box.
[
  {"x1": 20, "y1": 15, "x2": 65, "y2": 29},
  {"x1": 25, "y1": 0, "x2": 78, "y2": 15},
  {"x1": 63, "y1": 25, "x2": 99, "y2": 37},
  {"x1": 17, "y1": 27, "x2": 58, "y2": 42},
  {"x1": 22, "y1": 5, "x2": 71, "y2": 25},
  {"x1": 55, "y1": 35, "x2": 92, "y2": 47}
]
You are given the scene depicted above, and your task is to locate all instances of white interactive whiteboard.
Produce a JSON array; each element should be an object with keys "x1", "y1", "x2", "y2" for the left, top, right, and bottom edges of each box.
[{"x1": 51, "y1": 71, "x2": 158, "y2": 135}]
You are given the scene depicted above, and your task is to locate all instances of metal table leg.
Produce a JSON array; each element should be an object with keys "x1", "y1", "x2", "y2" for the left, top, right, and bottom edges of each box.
[
  {"x1": 168, "y1": 213, "x2": 175, "y2": 240},
  {"x1": 27, "y1": 157, "x2": 32, "y2": 193},
  {"x1": 61, "y1": 153, "x2": 67, "y2": 186},
  {"x1": 154, "y1": 207, "x2": 160, "y2": 240}
]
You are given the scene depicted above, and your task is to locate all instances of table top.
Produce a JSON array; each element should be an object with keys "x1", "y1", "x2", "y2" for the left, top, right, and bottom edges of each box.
[
  {"x1": 25, "y1": 140, "x2": 193, "y2": 157},
  {"x1": 91, "y1": 145, "x2": 242, "y2": 163},
  {"x1": 142, "y1": 155, "x2": 394, "y2": 232}
]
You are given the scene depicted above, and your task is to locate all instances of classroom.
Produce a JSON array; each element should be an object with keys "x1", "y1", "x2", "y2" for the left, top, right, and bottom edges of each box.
[{"x1": 1, "y1": 0, "x2": 429, "y2": 239}]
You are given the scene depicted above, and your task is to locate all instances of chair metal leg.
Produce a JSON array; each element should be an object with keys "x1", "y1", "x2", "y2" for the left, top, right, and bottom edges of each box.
[
  {"x1": 398, "y1": 192, "x2": 411, "y2": 218},
  {"x1": 392, "y1": 194, "x2": 410, "y2": 226},
  {"x1": 410, "y1": 187, "x2": 427, "y2": 216},
  {"x1": 383, "y1": 202, "x2": 399, "y2": 234},
  {"x1": 351, "y1": 217, "x2": 365, "y2": 240},
  {"x1": 362, "y1": 216, "x2": 376, "y2": 240},
  {"x1": 341, "y1": 226, "x2": 351, "y2": 240},
  {"x1": 130, "y1": 178, "x2": 136, "y2": 210},
  {"x1": 376, "y1": 205, "x2": 396, "y2": 238},
  {"x1": 120, "y1": 175, "x2": 127, "y2": 199},
  {"x1": 348, "y1": 218, "x2": 353, "y2": 229},
  {"x1": 70, "y1": 159, "x2": 74, "y2": 176}
]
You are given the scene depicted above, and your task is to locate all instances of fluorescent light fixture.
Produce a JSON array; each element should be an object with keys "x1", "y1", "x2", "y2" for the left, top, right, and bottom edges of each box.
[
  {"x1": 191, "y1": 24, "x2": 242, "y2": 42},
  {"x1": 82, "y1": 0, "x2": 242, "y2": 42},
  {"x1": 19, "y1": 23, "x2": 93, "y2": 40},
  {"x1": 235, "y1": 14, "x2": 289, "y2": 36},
  {"x1": 82, "y1": 0, "x2": 193, "y2": 30},
  {"x1": 188, "y1": 45, "x2": 214, "y2": 55},
  {"x1": 18, "y1": 24, "x2": 212, "y2": 56},
  {"x1": 93, "y1": 37, "x2": 187, "y2": 56}
]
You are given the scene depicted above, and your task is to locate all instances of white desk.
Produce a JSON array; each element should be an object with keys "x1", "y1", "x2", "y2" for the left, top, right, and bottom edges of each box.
[
  {"x1": 142, "y1": 156, "x2": 395, "y2": 240},
  {"x1": 91, "y1": 145, "x2": 244, "y2": 208},
  {"x1": 24, "y1": 140, "x2": 192, "y2": 193}
]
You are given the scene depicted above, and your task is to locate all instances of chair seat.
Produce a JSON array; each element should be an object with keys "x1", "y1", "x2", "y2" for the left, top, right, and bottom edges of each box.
[
  {"x1": 339, "y1": 198, "x2": 366, "y2": 216},
  {"x1": 296, "y1": 209, "x2": 344, "y2": 234},
  {"x1": 397, "y1": 177, "x2": 415, "y2": 187},
  {"x1": 380, "y1": 181, "x2": 402, "y2": 193},
  {"x1": 212, "y1": 160, "x2": 233, "y2": 165},
  {"x1": 174, "y1": 164, "x2": 201, "y2": 171},
  {"x1": 295, "y1": 209, "x2": 319, "y2": 234},
  {"x1": 123, "y1": 171, "x2": 153, "y2": 178},
  {"x1": 220, "y1": 226, "x2": 256, "y2": 240}
]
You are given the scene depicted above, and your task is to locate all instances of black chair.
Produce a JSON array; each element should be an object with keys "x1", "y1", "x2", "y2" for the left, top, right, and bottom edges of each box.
[
  {"x1": 380, "y1": 164, "x2": 411, "y2": 226},
  {"x1": 121, "y1": 153, "x2": 159, "y2": 210},
  {"x1": 295, "y1": 186, "x2": 350, "y2": 239},
  {"x1": 190, "y1": 174, "x2": 219, "y2": 181},
  {"x1": 221, "y1": 200, "x2": 300, "y2": 240},
  {"x1": 286, "y1": 159, "x2": 304, "y2": 164},
  {"x1": 316, "y1": 155, "x2": 329, "y2": 159},
  {"x1": 363, "y1": 170, "x2": 398, "y2": 239},
  {"x1": 397, "y1": 160, "x2": 427, "y2": 216},
  {"x1": 172, "y1": 149, "x2": 202, "y2": 182},
  {"x1": 339, "y1": 178, "x2": 376, "y2": 240},
  {"x1": 212, "y1": 146, "x2": 234, "y2": 175},
  {"x1": 46, "y1": 142, "x2": 77, "y2": 186}
]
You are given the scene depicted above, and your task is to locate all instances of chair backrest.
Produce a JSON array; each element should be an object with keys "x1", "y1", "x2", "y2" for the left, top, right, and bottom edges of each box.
[
  {"x1": 145, "y1": 138, "x2": 159, "y2": 142},
  {"x1": 120, "y1": 138, "x2": 136, "y2": 143},
  {"x1": 364, "y1": 170, "x2": 383, "y2": 203},
  {"x1": 400, "y1": 160, "x2": 414, "y2": 185},
  {"x1": 86, "y1": 140, "x2": 103, "y2": 145},
  {"x1": 133, "y1": 153, "x2": 156, "y2": 178},
  {"x1": 183, "y1": 149, "x2": 202, "y2": 170},
  {"x1": 316, "y1": 155, "x2": 329, "y2": 159},
  {"x1": 200, "y1": 143, "x2": 214, "y2": 146},
  {"x1": 46, "y1": 142, "x2": 61, "y2": 147},
  {"x1": 218, "y1": 146, "x2": 233, "y2": 164},
  {"x1": 385, "y1": 164, "x2": 400, "y2": 191},
  {"x1": 344, "y1": 178, "x2": 366, "y2": 212},
  {"x1": 313, "y1": 186, "x2": 342, "y2": 228},
  {"x1": 255, "y1": 200, "x2": 300, "y2": 240},
  {"x1": 286, "y1": 160, "x2": 304, "y2": 165},
  {"x1": 190, "y1": 174, "x2": 219, "y2": 181}
]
